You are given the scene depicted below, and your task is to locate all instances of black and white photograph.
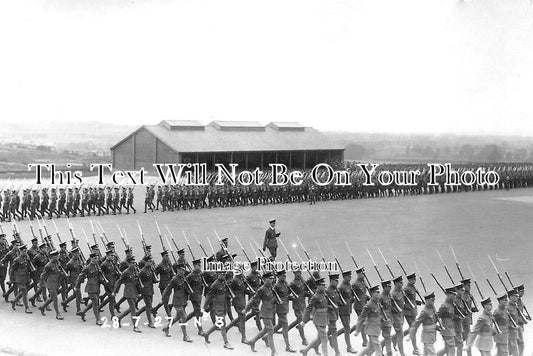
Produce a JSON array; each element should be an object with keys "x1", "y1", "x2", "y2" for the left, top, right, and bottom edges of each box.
[{"x1": 1, "y1": 0, "x2": 532, "y2": 355}]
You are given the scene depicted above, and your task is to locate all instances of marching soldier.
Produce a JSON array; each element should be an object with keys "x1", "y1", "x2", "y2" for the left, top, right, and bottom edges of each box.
[
  {"x1": 113, "y1": 256, "x2": 143, "y2": 332},
  {"x1": 62, "y1": 247, "x2": 83, "y2": 314},
  {"x1": 186, "y1": 258, "x2": 205, "y2": 335},
  {"x1": 492, "y1": 293, "x2": 510, "y2": 356},
  {"x1": 354, "y1": 285, "x2": 383, "y2": 356},
  {"x1": 153, "y1": 250, "x2": 174, "y2": 316},
  {"x1": 351, "y1": 267, "x2": 369, "y2": 346},
  {"x1": 273, "y1": 269, "x2": 297, "y2": 353},
  {"x1": 29, "y1": 242, "x2": 49, "y2": 307},
  {"x1": 227, "y1": 266, "x2": 248, "y2": 342},
  {"x1": 162, "y1": 262, "x2": 192, "y2": 342},
  {"x1": 336, "y1": 270, "x2": 355, "y2": 353},
  {"x1": 300, "y1": 277, "x2": 329, "y2": 356},
  {"x1": 99, "y1": 249, "x2": 120, "y2": 317},
  {"x1": 461, "y1": 279, "x2": 475, "y2": 356},
  {"x1": 507, "y1": 289, "x2": 520, "y2": 356},
  {"x1": 246, "y1": 260, "x2": 264, "y2": 331},
  {"x1": 38, "y1": 249, "x2": 65, "y2": 320},
  {"x1": 380, "y1": 280, "x2": 394, "y2": 356},
  {"x1": 126, "y1": 187, "x2": 136, "y2": 214},
  {"x1": 138, "y1": 256, "x2": 158, "y2": 328},
  {"x1": 245, "y1": 271, "x2": 278, "y2": 355},
  {"x1": 202, "y1": 271, "x2": 234, "y2": 349},
  {"x1": 436, "y1": 287, "x2": 457, "y2": 356},
  {"x1": 464, "y1": 297, "x2": 495, "y2": 356},
  {"x1": 9, "y1": 244, "x2": 33, "y2": 314},
  {"x1": 81, "y1": 188, "x2": 89, "y2": 217},
  {"x1": 1, "y1": 239, "x2": 20, "y2": 302},
  {"x1": 404, "y1": 273, "x2": 422, "y2": 354},
  {"x1": 325, "y1": 274, "x2": 342, "y2": 356},
  {"x1": 515, "y1": 284, "x2": 526, "y2": 356},
  {"x1": 391, "y1": 276, "x2": 406, "y2": 356},
  {"x1": 113, "y1": 187, "x2": 120, "y2": 214},
  {"x1": 144, "y1": 187, "x2": 153, "y2": 213},
  {"x1": 0, "y1": 233, "x2": 9, "y2": 296},
  {"x1": 75, "y1": 252, "x2": 103, "y2": 325},
  {"x1": 288, "y1": 269, "x2": 309, "y2": 346},
  {"x1": 454, "y1": 283, "x2": 467, "y2": 356},
  {"x1": 263, "y1": 219, "x2": 280, "y2": 259},
  {"x1": 409, "y1": 292, "x2": 439, "y2": 356}
]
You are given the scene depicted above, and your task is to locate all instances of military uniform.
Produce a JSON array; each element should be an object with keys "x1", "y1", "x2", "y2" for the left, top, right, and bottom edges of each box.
[
  {"x1": 10, "y1": 247, "x2": 32, "y2": 313},
  {"x1": 162, "y1": 266, "x2": 191, "y2": 341},
  {"x1": 75, "y1": 256, "x2": 103, "y2": 324},
  {"x1": 203, "y1": 273, "x2": 233, "y2": 348},
  {"x1": 355, "y1": 286, "x2": 384, "y2": 356}
]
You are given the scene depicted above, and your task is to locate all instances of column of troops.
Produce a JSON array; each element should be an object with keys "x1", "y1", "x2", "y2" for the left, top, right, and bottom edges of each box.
[
  {"x1": 2, "y1": 163, "x2": 533, "y2": 222},
  {"x1": 0, "y1": 222, "x2": 530, "y2": 356}
]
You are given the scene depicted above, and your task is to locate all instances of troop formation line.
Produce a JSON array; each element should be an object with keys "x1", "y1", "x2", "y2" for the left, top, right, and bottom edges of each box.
[
  {"x1": 1, "y1": 162, "x2": 533, "y2": 222},
  {"x1": 0, "y1": 218, "x2": 529, "y2": 356}
]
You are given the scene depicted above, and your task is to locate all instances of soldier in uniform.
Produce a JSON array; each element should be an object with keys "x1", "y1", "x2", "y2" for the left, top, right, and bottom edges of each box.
[
  {"x1": 0, "y1": 233, "x2": 10, "y2": 296},
  {"x1": 73, "y1": 187, "x2": 81, "y2": 216},
  {"x1": 391, "y1": 276, "x2": 406, "y2": 356},
  {"x1": 227, "y1": 266, "x2": 249, "y2": 342},
  {"x1": 409, "y1": 292, "x2": 439, "y2": 356},
  {"x1": 138, "y1": 256, "x2": 158, "y2": 328},
  {"x1": 263, "y1": 219, "x2": 280, "y2": 260},
  {"x1": 404, "y1": 273, "x2": 422, "y2": 354},
  {"x1": 152, "y1": 250, "x2": 174, "y2": 317},
  {"x1": 216, "y1": 238, "x2": 229, "y2": 262},
  {"x1": 144, "y1": 187, "x2": 153, "y2": 213},
  {"x1": 30, "y1": 189, "x2": 40, "y2": 220},
  {"x1": 325, "y1": 274, "x2": 342, "y2": 356},
  {"x1": 245, "y1": 271, "x2": 278, "y2": 355},
  {"x1": 62, "y1": 247, "x2": 83, "y2": 314},
  {"x1": 113, "y1": 256, "x2": 143, "y2": 332},
  {"x1": 464, "y1": 297, "x2": 495, "y2": 356},
  {"x1": 436, "y1": 287, "x2": 457, "y2": 356},
  {"x1": 507, "y1": 289, "x2": 520, "y2": 356},
  {"x1": 99, "y1": 249, "x2": 120, "y2": 318},
  {"x1": 162, "y1": 262, "x2": 192, "y2": 342},
  {"x1": 515, "y1": 284, "x2": 526, "y2": 356},
  {"x1": 245, "y1": 260, "x2": 264, "y2": 331},
  {"x1": 354, "y1": 285, "x2": 383, "y2": 356},
  {"x1": 185, "y1": 258, "x2": 205, "y2": 335},
  {"x1": 453, "y1": 283, "x2": 467, "y2": 356},
  {"x1": 48, "y1": 188, "x2": 59, "y2": 219},
  {"x1": 81, "y1": 188, "x2": 89, "y2": 217},
  {"x1": 1, "y1": 239, "x2": 20, "y2": 302},
  {"x1": 57, "y1": 188, "x2": 67, "y2": 217},
  {"x1": 126, "y1": 187, "x2": 136, "y2": 214},
  {"x1": 38, "y1": 249, "x2": 65, "y2": 320},
  {"x1": 379, "y1": 280, "x2": 394, "y2": 356},
  {"x1": 119, "y1": 187, "x2": 127, "y2": 213},
  {"x1": 301, "y1": 277, "x2": 329, "y2": 356},
  {"x1": 58, "y1": 242, "x2": 70, "y2": 302},
  {"x1": 492, "y1": 293, "x2": 510, "y2": 356},
  {"x1": 273, "y1": 269, "x2": 297, "y2": 352},
  {"x1": 202, "y1": 271, "x2": 234, "y2": 349},
  {"x1": 461, "y1": 279, "x2": 476, "y2": 356},
  {"x1": 350, "y1": 267, "x2": 369, "y2": 346},
  {"x1": 288, "y1": 269, "x2": 309, "y2": 346},
  {"x1": 75, "y1": 252, "x2": 103, "y2": 325},
  {"x1": 65, "y1": 188, "x2": 73, "y2": 217},
  {"x1": 29, "y1": 242, "x2": 49, "y2": 306},
  {"x1": 9, "y1": 244, "x2": 33, "y2": 314},
  {"x1": 336, "y1": 270, "x2": 355, "y2": 353}
]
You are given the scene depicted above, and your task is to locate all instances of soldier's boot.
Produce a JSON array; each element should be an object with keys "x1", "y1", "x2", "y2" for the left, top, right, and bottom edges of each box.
[
  {"x1": 344, "y1": 330, "x2": 356, "y2": 353},
  {"x1": 182, "y1": 325, "x2": 192, "y2": 342},
  {"x1": 396, "y1": 332, "x2": 405, "y2": 356},
  {"x1": 297, "y1": 323, "x2": 308, "y2": 345},
  {"x1": 246, "y1": 328, "x2": 269, "y2": 352},
  {"x1": 3, "y1": 284, "x2": 15, "y2": 302},
  {"x1": 11, "y1": 291, "x2": 23, "y2": 310},
  {"x1": 98, "y1": 295, "x2": 110, "y2": 312},
  {"x1": 61, "y1": 293, "x2": 76, "y2": 311},
  {"x1": 185, "y1": 310, "x2": 195, "y2": 322},
  {"x1": 238, "y1": 314, "x2": 247, "y2": 343},
  {"x1": 283, "y1": 327, "x2": 296, "y2": 352}
]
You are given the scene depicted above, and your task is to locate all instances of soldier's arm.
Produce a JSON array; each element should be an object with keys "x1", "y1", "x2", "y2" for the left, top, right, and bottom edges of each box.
[
  {"x1": 245, "y1": 287, "x2": 263, "y2": 312},
  {"x1": 112, "y1": 274, "x2": 125, "y2": 294},
  {"x1": 356, "y1": 303, "x2": 371, "y2": 332},
  {"x1": 410, "y1": 309, "x2": 427, "y2": 331},
  {"x1": 75, "y1": 267, "x2": 88, "y2": 289}
]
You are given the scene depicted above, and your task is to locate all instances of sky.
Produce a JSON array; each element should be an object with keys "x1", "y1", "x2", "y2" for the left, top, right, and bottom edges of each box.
[{"x1": 1, "y1": 0, "x2": 532, "y2": 135}]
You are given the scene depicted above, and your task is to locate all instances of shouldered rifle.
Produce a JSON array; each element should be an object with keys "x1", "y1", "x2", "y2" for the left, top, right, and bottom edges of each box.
[
  {"x1": 497, "y1": 259, "x2": 531, "y2": 321},
  {"x1": 414, "y1": 260, "x2": 427, "y2": 293},
  {"x1": 96, "y1": 221, "x2": 110, "y2": 245},
  {"x1": 375, "y1": 248, "x2": 404, "y2": 313},
  {"x1": 131, "y1": 262, "x2": 144, "y2": 289},
  {"x1": 251, "y1": 236, "x2": 268, "y2": 259},
  {"x1": 117, "y1": 224, "x2": 129, "y2": 249},
  {"x1": 40, "y1": 218, "x2": 54, "y2": 249},
  {"x1": 435, "y1": 249, "x2": 456, "y2": 285},
  {"x1": 397, "y1": 259, "x2": 425, "y2": 305},
  {"x1": 51, "y1": 220, "x2": 63, "y2": 244},
  {"x1": 155, "y1": 220, "x2": 165, "y2": 252},
  {"x1": 191, "y1": 232, "x2": 209, "y2": 257},
  {"x1": 431, "y1": 273, "x2": 465, "y2": 318},
  {"x1": 136, "y1": 220, "x2": 147, "y2": 255},
  {"x1": 451, "y1": 246, "x2": 478, "y2": 312},
  {"x1": 292, "y1": 248, "x2": 314, "y2": 295},
  {"x1": 297, "y1": 236, "x2": 312, "y2": 261},
  {"x1": 235, "y1": 236, "x2": 256, "y2": 294},
  {"x1": 28, "y1": 220, "x2": 36, "y2": 240}
]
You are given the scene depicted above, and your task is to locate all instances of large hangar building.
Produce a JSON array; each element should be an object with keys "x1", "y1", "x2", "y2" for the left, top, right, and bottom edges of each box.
[{"x1": 110, "y1": 120, "x2": 344, "y2": 171}]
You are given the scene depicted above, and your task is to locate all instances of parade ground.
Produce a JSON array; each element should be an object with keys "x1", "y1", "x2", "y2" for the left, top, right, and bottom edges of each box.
[{"x1": 2, "y1": 187, "x2": 533, "y2": 356}]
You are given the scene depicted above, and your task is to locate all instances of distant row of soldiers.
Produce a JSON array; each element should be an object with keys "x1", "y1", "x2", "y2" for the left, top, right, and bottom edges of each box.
[
  {"x1": 3, "y1": 162, "x2": 533, "y2": 222},
  {"x1": 0, "y1": 222, "x2": 529, "y2": 356},
  {"x1": 0, "y1": 186, "x2": 136, "y2": 222}
]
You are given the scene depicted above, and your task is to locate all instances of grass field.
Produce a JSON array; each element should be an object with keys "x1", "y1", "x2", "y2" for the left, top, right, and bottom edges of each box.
[{"x1": 1, "y1": 187, "x2": 533, "y2": 355}]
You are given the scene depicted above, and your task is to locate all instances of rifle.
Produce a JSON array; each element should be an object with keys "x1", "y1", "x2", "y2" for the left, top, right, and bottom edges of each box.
[
  {"x1": 192, "y1": 232, "x2": 209, "y2": 257},
  {"x1": 497, "y1": 259, "x2": 531, "y2": 321},
  {"x1": 235, "y1": 236, "x2": 257, "y2": 294},
  {"x1": 40, "y1": 218, "x2": 54, "y2": 249},
  {"x1": 450, "y1": 246, "x2": 478, "y2": 312},
  {"x1": 291, "y1": 247, "x2": 314, "y2": 296},
  {"x1": 488, "y1": 256, "x2": 529, "y2": 324},
  {"x1": 96, "y1": 221, "x2": 110, "y2": 245},
  {"x1": 397, "y1": 259, "x2": 425, "y2": 305},
  {"x1": 431, "y1": 272, "x2": 465, "y2": 318},
  {"x1": 136, "y1": 220, "x2": 147, "y2": 255},
  {"x1": 327, "y1": 241, "x2": 357, "y2": 304},
  {"x1": 155, "y1": 220, "x2": 165, "y2": 252},
  {"x1": 345, "y1": 242, "x2": 371, "y2": 290},
  {"x1": 51, "y1": 220, "x2": 63, "y2": 244},
  {"x1": 182, "y1": 230, "x2": 208, "y2": 288},
  {"x1": 365, "y1": 249, "x2": 394, "y2": 320},
  {"x1": 414, "y1": 260, "x2": 427, "y2": 293},
  {"x1": 376, "y1": 248, "x2": 415, "y2": 311}
]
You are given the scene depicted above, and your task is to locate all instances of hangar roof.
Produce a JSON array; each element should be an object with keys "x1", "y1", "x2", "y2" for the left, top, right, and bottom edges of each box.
[{"x1": 111, "y1": 121, "x2": 344, "y2": 153}]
